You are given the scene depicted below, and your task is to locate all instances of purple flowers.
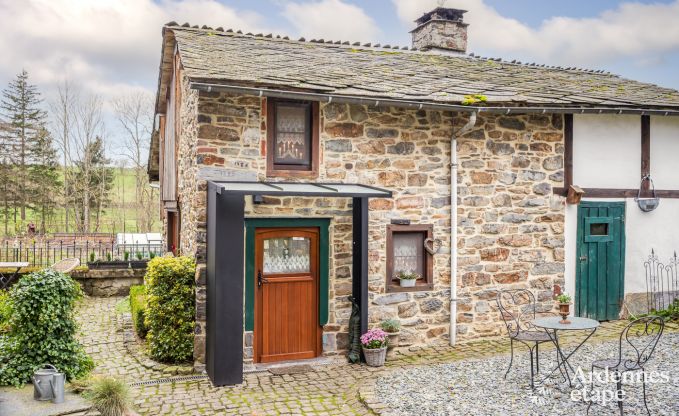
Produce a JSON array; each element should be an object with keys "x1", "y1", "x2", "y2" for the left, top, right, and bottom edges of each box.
[{"x1": 360, "y1": 328, "x2": 388, "y2": 349}]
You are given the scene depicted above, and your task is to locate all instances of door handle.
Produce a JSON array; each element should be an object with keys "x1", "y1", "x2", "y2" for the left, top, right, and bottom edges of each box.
[
  {"x1": 257, "y1": 270, "x2": 269, "y2": 287},
  {"x1": 579, "y1": 256, "x2": 588, "y2": 262}
]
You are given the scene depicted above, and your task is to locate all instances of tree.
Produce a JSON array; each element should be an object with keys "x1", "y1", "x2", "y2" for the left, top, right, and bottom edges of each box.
[
  {"x1": 50, "y1": 80, "x2": 79, "y2": 232},
  {"x1": 113, "y1": 92, "x2": 156, "y2": 232},
  {"x1": 0, "y1": 122, "x2": 18, "y2": 234},
  {"x1": 70, "y1": 136, "x2": 114, "y2": 233},
  {"x1": 1, "y1": 70, "x2": 48, "y2": 221},
  {"x1": 29, "y1": 127, "x2": 61, "y2": 233},
  {"x1": 69, "y1": 95, "x2": 113, "y2": 233}
]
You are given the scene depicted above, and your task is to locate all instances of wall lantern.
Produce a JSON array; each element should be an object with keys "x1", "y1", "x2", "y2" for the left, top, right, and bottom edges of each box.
[{"x1": 635, "y1": 175, "x2": 660, "y2": 212}]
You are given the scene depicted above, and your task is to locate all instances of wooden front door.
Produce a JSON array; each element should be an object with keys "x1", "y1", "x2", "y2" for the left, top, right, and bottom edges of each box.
[
  {"x1": 576, "y1": 202, "x2": 626, "y2": 321},
  {"x1": 254, "y1": 227, "x2": 321, "y2": 363}
]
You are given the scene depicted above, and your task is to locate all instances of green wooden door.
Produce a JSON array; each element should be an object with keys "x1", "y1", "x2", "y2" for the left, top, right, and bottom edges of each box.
[{"x1": 576, "y1": 202, "x2": 625, "y2": 321}]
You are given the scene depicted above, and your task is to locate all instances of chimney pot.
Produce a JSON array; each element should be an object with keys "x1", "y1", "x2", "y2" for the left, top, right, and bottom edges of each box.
[{"x1": 410, "y1": 7, "x2": 468, "y2": 54}]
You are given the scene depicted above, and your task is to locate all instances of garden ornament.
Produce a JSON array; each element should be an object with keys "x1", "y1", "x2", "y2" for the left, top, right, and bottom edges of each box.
[
  {"x1": 635, "y1": 175, "x2": 660, "y2": 212},
  {"x1": 32, "y1": 364, "x2": 65, "y2": 403},
  {"x1": 424, "y1": 238, "x2": 442, "y2": 255}
]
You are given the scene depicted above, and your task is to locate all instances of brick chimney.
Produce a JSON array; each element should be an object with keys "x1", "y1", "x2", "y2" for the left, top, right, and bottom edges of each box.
[{"x1": 411, "y1": 7, "x2": 468, "y2": 53}]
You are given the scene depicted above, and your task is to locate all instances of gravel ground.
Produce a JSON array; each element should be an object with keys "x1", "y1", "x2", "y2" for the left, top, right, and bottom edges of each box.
[{"x1": 376, "y1": 332, "x2": 679, "y2": 415}]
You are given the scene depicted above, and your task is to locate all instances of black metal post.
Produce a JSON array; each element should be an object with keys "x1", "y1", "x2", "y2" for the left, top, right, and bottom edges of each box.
[
  {"x1": 352, "y1": 197, "x2": 369, "y2": 337},
  {"x1": 206, "y1": 183, "x2": 244, "y2": 386}
]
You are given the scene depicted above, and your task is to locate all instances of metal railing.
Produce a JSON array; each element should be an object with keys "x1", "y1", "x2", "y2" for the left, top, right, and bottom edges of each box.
[
  {"x1": 644, "y1": 249, "x2": 679, "y2": 312},
  {"x1": 0, "y1": 240, "x2": 164, "y2": 268}
]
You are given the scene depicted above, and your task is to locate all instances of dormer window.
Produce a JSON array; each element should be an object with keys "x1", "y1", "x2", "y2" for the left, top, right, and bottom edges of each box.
[{"x1": 266, "y1": 98, "x2": 319, "y2": 177}]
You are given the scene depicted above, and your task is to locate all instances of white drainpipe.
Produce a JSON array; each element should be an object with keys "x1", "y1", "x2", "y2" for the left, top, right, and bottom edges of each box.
[{"x1": 450, "y1": 111, "x2": 477, "y2": 346}]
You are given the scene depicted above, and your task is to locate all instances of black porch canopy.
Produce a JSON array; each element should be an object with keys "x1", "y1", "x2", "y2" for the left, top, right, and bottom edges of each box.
[{"x1": 205, "y1": 180, "x2": 392, "y2": 386}]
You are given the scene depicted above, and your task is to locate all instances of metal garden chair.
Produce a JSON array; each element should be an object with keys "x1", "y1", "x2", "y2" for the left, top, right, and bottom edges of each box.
[
  {"x1": 587, "y1": 316, "x2": 665, "y2": 416},
  {"x1": 50, "y1": 258, "x2": 80, "y2": 274},
  {"x1": 496, "y1": 289, "x2": 554, "y2": 388}
]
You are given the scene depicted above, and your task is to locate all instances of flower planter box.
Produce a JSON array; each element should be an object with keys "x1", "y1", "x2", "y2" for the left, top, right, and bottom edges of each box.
[
  {"x1": 87, "y1": 260, "x2": 149, "y2": 270},
  {"x1": 385, "y1": 332, "x2": 400, "y2": 359},
  {"x1": 362, "y1": 346, "x2": 387, "y2": 367},
  {"x1": 399, "y1": 279, "x2": 416, "y2": 288},
  {"x1": 87, "y1": 261, "x2": 130, "y2": 270}
]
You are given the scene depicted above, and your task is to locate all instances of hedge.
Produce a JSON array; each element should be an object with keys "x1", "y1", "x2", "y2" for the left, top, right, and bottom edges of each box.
[
  {"x1": 144, "y1": 256, "x2": 195, "y2": 363},
  {"x1": 0, "y1": 269, "x2": 94, "y2": 386},
  {"x1": 129, "y1": 285, "x2": 148, "y2": 339}
]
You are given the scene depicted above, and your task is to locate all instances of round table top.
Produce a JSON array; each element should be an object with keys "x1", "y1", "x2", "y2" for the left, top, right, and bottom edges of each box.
[{"x1": 532, "y1": 316, "x2": 600, "y2": 331}]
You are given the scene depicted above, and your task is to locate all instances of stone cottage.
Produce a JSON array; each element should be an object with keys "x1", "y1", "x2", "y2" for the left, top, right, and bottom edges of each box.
[{"x1": 148, "y1": 7, "x2": 679, "y2": 385}]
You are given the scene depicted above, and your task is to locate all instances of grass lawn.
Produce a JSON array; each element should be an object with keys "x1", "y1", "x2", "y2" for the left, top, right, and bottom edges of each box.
[{"x1": 0, "y1": 168, "x2": 160, "y2": 236}]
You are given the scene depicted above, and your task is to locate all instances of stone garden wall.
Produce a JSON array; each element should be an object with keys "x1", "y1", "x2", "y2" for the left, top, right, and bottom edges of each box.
[
  {"x1": 175, "y1": 85, "x2": 566, "y2": 366},
  {"x1": 72, "y1": 268, "x2": 145, "y2": 297}
]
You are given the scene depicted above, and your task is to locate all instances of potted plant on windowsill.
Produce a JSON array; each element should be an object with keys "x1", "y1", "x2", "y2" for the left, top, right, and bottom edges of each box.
[
  {"x1": 360, "y1": 328, "x2": 388, "y2": 367},
  {"x1": 380, "y1": 319, "x2": 401, "y2": 359},
  {"x1": 556, "y1": 293, "x2": 572, "y2": 324},
  {"x1": 396, "y1": 271, "x2": 419, "y2": 288}
]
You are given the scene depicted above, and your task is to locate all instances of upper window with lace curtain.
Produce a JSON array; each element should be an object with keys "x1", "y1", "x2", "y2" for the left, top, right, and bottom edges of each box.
[{"x1": 266, "y1": 98, "x2": 319, "y2": 177}]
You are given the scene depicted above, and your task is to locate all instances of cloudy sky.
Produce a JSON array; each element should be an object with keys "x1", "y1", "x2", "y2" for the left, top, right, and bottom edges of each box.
[{"x1": 1, "y1": 0, "x2": 678, "y2": 154}]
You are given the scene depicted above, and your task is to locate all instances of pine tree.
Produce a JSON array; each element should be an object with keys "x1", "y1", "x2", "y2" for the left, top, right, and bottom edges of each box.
[
  {"x1": 1, "y1": 70, "x2": 48, "y2": 221},
  {"x1": 29, "y1": 127, "x2": 61, "y2": 233}
]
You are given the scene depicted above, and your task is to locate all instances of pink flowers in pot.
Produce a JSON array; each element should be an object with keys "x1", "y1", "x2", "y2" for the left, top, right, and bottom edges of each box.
[{"x1": 360, "y1": 328, "x2": 388, "y2": 349}]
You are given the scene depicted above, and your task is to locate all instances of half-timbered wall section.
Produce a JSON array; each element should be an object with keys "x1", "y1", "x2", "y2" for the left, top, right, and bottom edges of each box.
[{"x1": 564, "y1": 115, "x2": 679, "y2": 313}]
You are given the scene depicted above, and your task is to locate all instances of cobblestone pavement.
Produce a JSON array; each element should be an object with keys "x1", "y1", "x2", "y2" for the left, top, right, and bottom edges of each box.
[{"x1": 77, "y1": 296, "x2": 677, "y2": 415}]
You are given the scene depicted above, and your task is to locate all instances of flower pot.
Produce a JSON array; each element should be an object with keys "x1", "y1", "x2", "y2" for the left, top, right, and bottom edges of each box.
[
  {"x1": 362, "y1": 346, "x2": 387, "y2": 367},
  {"x1": 399, "y1": 279, "x2": 416, "y2": 288},
  {"x1": 558, "y1": 303, "x2": 571, "y2": 324},
  {"x1": 385, "y1": 332, "x2": 400, "y2": 359}
]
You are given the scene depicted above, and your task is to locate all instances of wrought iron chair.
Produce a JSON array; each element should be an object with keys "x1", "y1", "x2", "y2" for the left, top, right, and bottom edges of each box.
[
  {"x1": 496, "y1": 289, "x2": 553, "y2": 388},
  {"x1": 587, "y1": 316, "x2": 665, "y2": 416}
]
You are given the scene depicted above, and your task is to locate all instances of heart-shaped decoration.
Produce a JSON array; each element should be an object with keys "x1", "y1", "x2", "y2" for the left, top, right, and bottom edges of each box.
[{"x1": 424, "y1": 238, "x2": 442, "y2": 255}]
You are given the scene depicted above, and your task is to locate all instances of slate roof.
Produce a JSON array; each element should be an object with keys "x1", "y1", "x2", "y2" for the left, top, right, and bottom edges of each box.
[{"x1": 156, "y1": 24, "x2": 679, "y2": 112}]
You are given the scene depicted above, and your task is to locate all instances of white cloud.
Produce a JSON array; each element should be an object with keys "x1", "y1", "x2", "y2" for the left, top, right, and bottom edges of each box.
[
  {"x1": 391, "y1": 0, "x2": 679, "y2": 68},
  {"x1": 0, "y1": 0, "x2": 271, "y2": 101},
  {"x1": 281, "y1": 0, "x2": 380, "y2": 42}
]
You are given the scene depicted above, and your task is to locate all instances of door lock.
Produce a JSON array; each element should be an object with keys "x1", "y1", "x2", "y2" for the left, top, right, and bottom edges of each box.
[
  {"x1": 257, "y1": 270, "x2": 269, "y2": 287},
  {"x1": 579, "y1": 256, "x2": 588, "y2": 262}
]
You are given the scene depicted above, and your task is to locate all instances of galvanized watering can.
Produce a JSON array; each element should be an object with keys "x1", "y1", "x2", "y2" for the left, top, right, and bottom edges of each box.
[
  {"x1": 635, "y1": 175, "x2": 660, "y2": 212},
  {"x1": 32, "y1": 364, "x2": 65, "y2": 403}
]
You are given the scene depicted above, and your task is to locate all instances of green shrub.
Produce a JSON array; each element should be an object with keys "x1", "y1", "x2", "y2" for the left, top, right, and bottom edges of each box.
[
  {"x1": 83, "y1": 376, "x2": 130, "y2": 416},
  {"x1": 0, "y1": 269, "x2": 94, "y2": 386},
  {"x1": 0, "y1": 290, "x2": 11, "y2": 333},
  {"x1": 129, "y1": 285, "x2": 148, "y2": 338},
  {"x1": 89, "y1": 252, "x2": 96, "y2": 263},
  {"x1": 144, "y1": 256, "x2": 195, "y2": 363},
  {"x1": 124, "y1": 251, "x2": 130, "y2": 261}
]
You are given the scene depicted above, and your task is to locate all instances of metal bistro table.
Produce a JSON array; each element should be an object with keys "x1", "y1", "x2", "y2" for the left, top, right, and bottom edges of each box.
[
  {"x1": 532, "y1": 316, "x2": 600, "y2": 388},
  {"x1": 0, "y1": 261, "x2": 29, "y2": 290}
]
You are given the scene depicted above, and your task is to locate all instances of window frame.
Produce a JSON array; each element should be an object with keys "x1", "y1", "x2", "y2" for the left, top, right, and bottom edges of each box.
[
  {"x1": 266, "y1": 98, "x2": 319, "y2": 178},
  {"x1": 386, "y1": 224, "x2": 435, "y2": 292}
]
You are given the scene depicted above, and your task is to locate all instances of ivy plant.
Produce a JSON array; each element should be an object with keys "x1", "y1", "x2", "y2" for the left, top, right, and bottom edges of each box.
[
  {"x1": 144, "y1": 256, "x2": 196, "y2": 363},
  {"x1": 0, "y1": 269, "x2": 94, "y2": 386}
]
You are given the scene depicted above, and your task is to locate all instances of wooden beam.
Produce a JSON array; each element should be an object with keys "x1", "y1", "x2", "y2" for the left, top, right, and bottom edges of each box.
[
  {"x1": 554, "y1": 187, "x2": 679, "y2": 199},
  {"x1": 641, "y1": 115, "x2": 651, "y2": 191}
]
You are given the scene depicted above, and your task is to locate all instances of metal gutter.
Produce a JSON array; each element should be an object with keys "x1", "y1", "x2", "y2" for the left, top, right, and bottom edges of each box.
[{"x1": 190, "y1": 82, "x2": 679, "y2": 116}]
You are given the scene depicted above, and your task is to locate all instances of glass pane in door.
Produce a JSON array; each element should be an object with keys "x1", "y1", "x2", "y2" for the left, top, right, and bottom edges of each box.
[{"x1": 263, "y1": 237, "x2": 310, "y2": 274}]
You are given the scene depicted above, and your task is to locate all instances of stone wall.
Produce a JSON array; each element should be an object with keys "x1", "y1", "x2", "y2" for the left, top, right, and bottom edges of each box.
[
  {"x1": 456, "y1": 113, "x2": 565, "y2": 337},
  {"x1": 72, "y1": 268, "x2": 145, "y2": 297},
  {"x1": 175, "y1": 86, "x2": 566, "y2": 366}
]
